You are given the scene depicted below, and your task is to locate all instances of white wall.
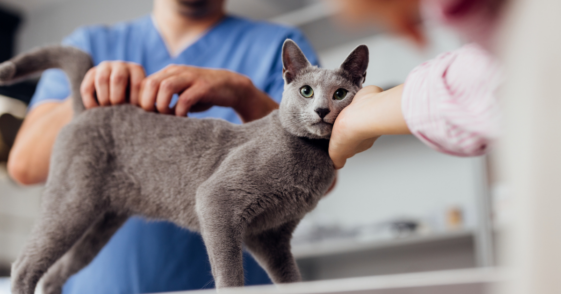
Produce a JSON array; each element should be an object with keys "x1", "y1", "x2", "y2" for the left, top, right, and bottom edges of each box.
[
  {"x1": 0, "y1": 165, "x2": 42, "y2": 264},
  {"x1": 304, "y1": 135, "x2": 482, "y2": 228}
]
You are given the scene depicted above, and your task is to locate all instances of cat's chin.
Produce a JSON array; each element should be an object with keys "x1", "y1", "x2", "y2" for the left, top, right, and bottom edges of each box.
[{"x1": 306, "y1": 123, "x2": 332, "y2": 139}]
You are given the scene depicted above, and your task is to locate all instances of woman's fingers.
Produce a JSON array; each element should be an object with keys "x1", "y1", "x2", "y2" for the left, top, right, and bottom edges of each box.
[
  {"x1": 328, "y1": 129, "x2": 354, "y2": 169},
  {"x1": 80, "y1": 67, "x2": 99, "y2": 109},
  {"x1": 354, "y1": 85, "x2": 383, "y2": 101},
  {"x1": 329, "y1": 139, "x2": 352, "y2": 169},
  {"x1": 330, "y1": 137, "x2": 376, "y2": 169},
  {"x1": 356, "y1": 137, "x2": 377, "y2": 154},
  {"x1": 331, "y1": 156, "x2": 347, "y2": 170},
  {"x1": 329, "y1": 85, "x2": 384, "y2": 169}
]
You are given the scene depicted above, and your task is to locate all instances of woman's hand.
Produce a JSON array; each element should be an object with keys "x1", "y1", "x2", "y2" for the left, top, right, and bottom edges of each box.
[
  {"x1": 80, "y1": 61, "x2": 146, "y2": 109},
  {"x1": 329, "y1": 85, "x2": 411, "y2": 169},
  {"x1": 138, "y1": 65, "x2": 278, "y2": 122}
]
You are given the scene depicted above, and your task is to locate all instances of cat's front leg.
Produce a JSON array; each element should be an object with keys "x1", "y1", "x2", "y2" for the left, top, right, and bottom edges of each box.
[
  {"x1": 243, "y1": 220, "x2": 302, "y2": 284},
  {"x1": 196, "y1": 192, "x2": 245, "y2": 288}
]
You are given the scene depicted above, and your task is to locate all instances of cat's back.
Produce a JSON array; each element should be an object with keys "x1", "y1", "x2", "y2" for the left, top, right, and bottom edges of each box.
[
  {"x1": 67, "y1": 104, "x2": 240, "y2": 146},
  {"x1": 57, "y1": 105, "x2": 243, "y2": 170}
]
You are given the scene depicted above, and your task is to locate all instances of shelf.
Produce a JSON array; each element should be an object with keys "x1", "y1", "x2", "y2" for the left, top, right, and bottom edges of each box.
[{"x1": 292, "y1": 230, "x2": 474, "y2": 259}]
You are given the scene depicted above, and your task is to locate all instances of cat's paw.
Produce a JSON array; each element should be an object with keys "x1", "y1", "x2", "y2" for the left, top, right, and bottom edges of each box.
[
  {"x1": 41, "y1": 277, "x2": 64, "y2": 294},
  {"x1": 10, "y1": 266, "x2": 32, "y2": 294},
  {"x1": 0, "y1": 61, "x2": 16, "y2": 85}
]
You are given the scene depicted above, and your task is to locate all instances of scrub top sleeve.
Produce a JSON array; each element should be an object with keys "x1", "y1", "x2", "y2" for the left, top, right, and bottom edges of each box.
[
  {"x1": 265, "y1": 29, "x2": 319, "y2": 103},
  {"x1": 28, "y1": 27, "x2": 92, "y2": 110}
]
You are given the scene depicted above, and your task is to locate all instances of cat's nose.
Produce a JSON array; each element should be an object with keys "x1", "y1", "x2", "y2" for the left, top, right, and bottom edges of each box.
[{"x1": 315, "y1": 108, "x2": 330, "y2": 119}]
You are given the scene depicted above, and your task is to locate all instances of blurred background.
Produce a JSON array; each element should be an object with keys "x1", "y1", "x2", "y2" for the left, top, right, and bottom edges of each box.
[{"x1": 0, "y1": 0, "x2": 503, "y2": 284}]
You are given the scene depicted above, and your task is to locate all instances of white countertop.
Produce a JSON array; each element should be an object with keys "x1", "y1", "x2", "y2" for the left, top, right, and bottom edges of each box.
[{"x1": 159, "y1": 267, "x2": 506, "y2": 294}]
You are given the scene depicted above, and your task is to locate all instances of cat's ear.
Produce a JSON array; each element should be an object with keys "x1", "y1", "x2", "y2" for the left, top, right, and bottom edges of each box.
[
  {"x1": 340, "y1": 45, "x2": 369, "y2": 87},
  {"x1": 282, "y1": 39, "x2": 311, "y2": 84}
]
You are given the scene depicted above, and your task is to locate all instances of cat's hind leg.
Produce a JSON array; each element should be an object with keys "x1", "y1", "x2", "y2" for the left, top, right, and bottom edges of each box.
[
  {"x1": 243, "y1": 220, "x2": 302, "y2": 284},
  {"x1": 40, "y1": 212, "x2": 128, "y2": 294},
  {"x1": 11, "y1": 182, "x2": 108, "y2": 294},
  {"x1": 11, "y1": 203, "x2": 105, "y2": 294}
]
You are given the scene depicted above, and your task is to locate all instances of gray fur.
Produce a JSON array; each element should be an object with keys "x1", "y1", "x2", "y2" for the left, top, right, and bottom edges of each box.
[
  {"x1": 0, "y1": 45, "x2": 92, "y2": 114},
  {"x1": 0, "y1": 40, "x2": 368, "y2": 293}
]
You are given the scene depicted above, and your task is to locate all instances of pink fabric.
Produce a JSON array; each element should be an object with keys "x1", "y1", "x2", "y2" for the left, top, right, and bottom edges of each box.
[{"x1": 402, "y1": 43, "x2": 502, "y2": 156}]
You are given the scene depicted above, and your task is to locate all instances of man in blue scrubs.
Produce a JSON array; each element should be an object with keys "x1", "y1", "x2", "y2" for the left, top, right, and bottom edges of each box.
[{"x1": 7, "y1": 0, "x2": 319, "y2": 293}]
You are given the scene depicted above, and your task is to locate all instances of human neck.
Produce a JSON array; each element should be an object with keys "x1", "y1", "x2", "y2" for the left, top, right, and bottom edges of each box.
[{"x1": 153, "y1": 3, "x2": 225, "y2": 56}]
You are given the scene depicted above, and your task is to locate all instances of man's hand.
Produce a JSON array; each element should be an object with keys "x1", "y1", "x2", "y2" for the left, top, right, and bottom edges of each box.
[
  {"x1": 329, "y1": 85, "x2": 410, "y2": 169},
  {"x1": 138, "y1": 65, "x2": 278, "y2": 122},
  {"x1": 81, "y1": 61, "x2": 146, "y2": 109}
]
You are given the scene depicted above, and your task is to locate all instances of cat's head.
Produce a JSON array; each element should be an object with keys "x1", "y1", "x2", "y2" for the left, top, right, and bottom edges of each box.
[{"x1": 279, "y1": 39, "x2": 369, "y2": 139}]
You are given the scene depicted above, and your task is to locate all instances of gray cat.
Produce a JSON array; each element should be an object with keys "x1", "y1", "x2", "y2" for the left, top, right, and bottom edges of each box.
[{"x1": 0, "y1": 39, "x2": 368, "y2": 293}]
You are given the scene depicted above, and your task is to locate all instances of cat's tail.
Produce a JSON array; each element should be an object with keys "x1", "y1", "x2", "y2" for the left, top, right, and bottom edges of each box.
[{"x1": 0, "y1": 45, "x2": 93, "y2": 115}]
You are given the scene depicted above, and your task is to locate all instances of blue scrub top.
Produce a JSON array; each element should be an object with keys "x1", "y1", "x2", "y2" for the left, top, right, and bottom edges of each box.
[{"x1": 30, "y1": 15, "x2": 319, "y2": 294}]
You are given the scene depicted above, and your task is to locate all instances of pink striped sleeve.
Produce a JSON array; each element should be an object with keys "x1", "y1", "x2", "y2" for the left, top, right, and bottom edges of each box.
[{"x1": 402, "y1": 43, "x2": 503, "y2": 156}]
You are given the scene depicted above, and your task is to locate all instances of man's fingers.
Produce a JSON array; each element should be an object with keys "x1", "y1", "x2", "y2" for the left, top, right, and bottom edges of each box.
[
  {"x1": 139, "y1": 67, "x2": 189, "y2": 112},
  {"x1": 129, "y1": 64, "x2": 145, "y2": 106},
  {"x1": 109, "y1": 63, "x2": 129, "y2": 105},
  {"x1": 94, "y1": 62, "x2": 111, "y2": 106},
  {"x1": 175, "y1": 85, "x2": 207, "y2": 117},
  {"x1": 189, "y1": 102, "x2": 213, "y2": 113},
  {"x1": 80, "y1": 68, "x2": 99, "y2": 109},
  {"x1": 156, "y1": 76, "x2": 186, "y2": 114},
  {"x1": 139, "y1": 77, "x2": 160, "y2": 112}
]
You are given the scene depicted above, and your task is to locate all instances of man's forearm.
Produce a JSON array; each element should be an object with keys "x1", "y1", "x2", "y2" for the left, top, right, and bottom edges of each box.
[
  {"x1": 233, "y1": 76, "x2": 279, "y2": 123},
  {"x1": 8, "y1": 99, "x2": 73, "y2": 185}
]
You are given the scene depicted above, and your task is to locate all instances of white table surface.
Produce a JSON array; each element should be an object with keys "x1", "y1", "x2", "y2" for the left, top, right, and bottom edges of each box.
[
  {"x1": 159, "y1": 267, "x2": 506, "y2": 294},
  {"x1": 0, "y1": 268, "x2": 506, "y2": 294}
]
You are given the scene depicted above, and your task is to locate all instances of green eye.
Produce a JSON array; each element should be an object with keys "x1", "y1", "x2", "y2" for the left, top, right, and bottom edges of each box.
[
  {"x1": 300, "y1": 85, "x2": 314, "y2": 98},
  {"x1": 333, "y1": 88, "x2": 348, "y2": 100}
]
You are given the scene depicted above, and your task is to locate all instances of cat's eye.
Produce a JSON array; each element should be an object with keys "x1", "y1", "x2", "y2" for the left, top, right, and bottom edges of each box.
[
  {"x1": 333, "y1": 88, "x2": 348, "y2": 100},
  {"x1": 300, "y1": 85, "x2": 314, "y2": 98}
]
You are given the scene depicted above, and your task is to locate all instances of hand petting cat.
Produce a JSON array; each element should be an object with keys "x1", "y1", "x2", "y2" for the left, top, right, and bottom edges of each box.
[
  {"x1": 81, "y1": 62, "x2": 278, "y2": 123},
  {"x1": 81, "y1": 61, "x2": 146, "y2": 109},
  {"x1": 329, "y1": 85, "x2": 411, "y2": 169}
]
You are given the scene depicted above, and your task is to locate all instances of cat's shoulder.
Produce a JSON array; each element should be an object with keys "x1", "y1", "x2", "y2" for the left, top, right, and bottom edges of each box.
[{"x1": 252, "y1": 112, "x2": 332, "y2": 169}]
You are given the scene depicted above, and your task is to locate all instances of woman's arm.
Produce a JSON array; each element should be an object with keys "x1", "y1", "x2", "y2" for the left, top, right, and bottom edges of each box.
[
  {"x1": 8, "y1": 99, "x2": 73, "y2": 185},
  {"x1": 329, "y1": 44, "x2": 502, "y2": 169}
]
